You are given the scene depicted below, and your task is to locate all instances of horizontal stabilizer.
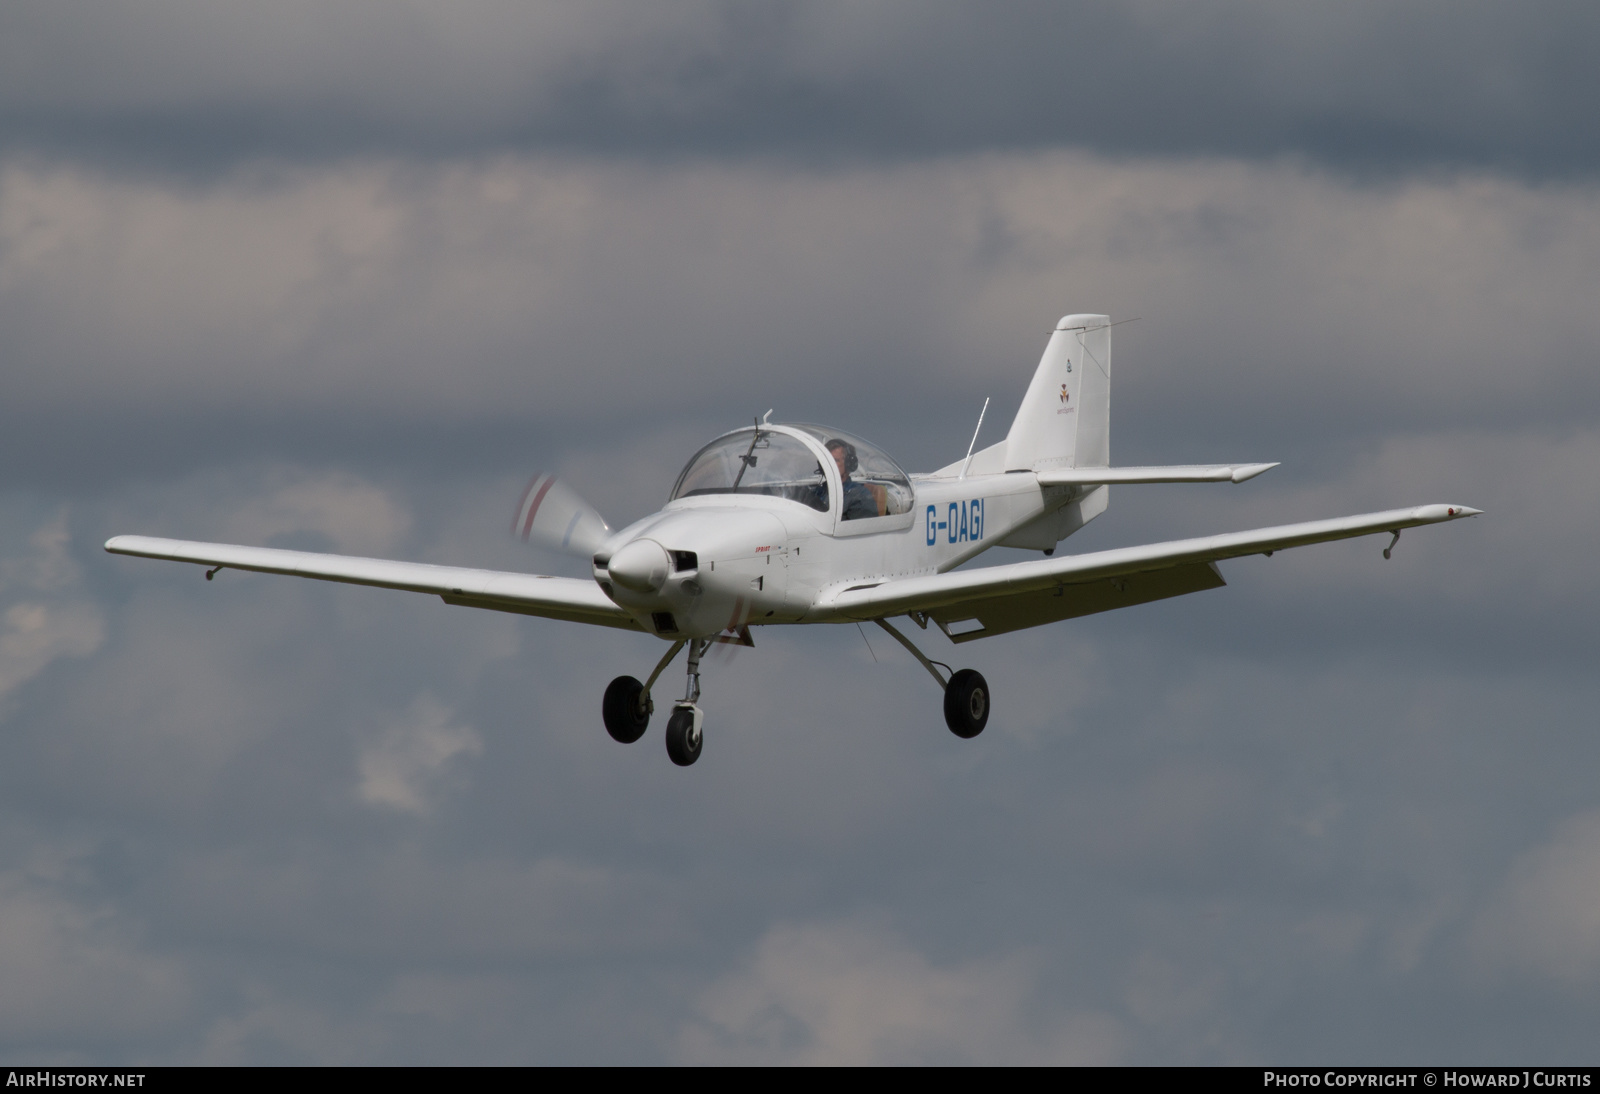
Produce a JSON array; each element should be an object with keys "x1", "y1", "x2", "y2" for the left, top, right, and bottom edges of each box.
[{"x1": 1038, "y1": 463, "x2": 1279, "y2": 486}]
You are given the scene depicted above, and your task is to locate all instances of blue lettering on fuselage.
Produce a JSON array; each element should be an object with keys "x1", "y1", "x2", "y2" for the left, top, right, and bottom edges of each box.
[{"x1": 930, "y1": 499, "x2": 983, "y2": 548}]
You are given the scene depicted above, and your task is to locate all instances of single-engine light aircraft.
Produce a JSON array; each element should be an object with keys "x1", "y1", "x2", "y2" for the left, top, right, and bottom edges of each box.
[{"x1": 107, "y1": 314, "x2": 1480, "y2": 767}]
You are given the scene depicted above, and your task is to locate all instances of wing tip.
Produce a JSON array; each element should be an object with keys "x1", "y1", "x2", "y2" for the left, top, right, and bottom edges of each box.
[
  {"x1": 1230, "y1": 462, "x2": 1281, "y2": 483},
  {"x1": 1418, "y1": 504, "x2": 1484, "y2": 521}
]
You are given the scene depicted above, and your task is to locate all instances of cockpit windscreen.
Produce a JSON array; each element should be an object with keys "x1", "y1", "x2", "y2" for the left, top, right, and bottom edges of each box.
[{"x1": 671, "y1": 430, "x2": 829, "y2": 512}]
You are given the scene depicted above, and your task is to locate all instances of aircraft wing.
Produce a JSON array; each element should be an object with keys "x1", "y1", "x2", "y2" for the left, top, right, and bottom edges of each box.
[
  {"x1": 821, "y1": 504, "x2": 1480, "y2": 643},
  {"x1": 104, "y1": 535, "x2": 642, "y2": 631}
]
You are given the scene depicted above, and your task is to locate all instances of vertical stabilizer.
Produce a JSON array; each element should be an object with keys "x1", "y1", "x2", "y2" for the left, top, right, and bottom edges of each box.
[{"x1": 1003, "y1": 314, "x2": 1110, "y2": 471}]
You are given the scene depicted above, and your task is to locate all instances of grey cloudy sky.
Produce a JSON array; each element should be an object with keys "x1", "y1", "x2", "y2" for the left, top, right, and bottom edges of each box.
[
  {"x1": 3, "y1": 1, "x2": 1599, "y2": 176},
  {"x1": 1, "y1": 1, "x2": 1597, "y2": 1064}
]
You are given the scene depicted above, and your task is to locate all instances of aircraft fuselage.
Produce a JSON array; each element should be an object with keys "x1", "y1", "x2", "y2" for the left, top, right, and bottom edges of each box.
[{"x1": 592, "y1": 424, "x2": 1101, "y2": 638}]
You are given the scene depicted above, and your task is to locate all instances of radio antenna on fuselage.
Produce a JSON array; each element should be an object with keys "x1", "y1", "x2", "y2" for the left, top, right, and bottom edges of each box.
[{"x1": 960, "y1": 397, "x2": 990, "y2": 480}]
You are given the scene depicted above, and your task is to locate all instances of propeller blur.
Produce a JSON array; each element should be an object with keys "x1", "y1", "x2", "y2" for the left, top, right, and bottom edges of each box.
[{"x1": 106, "y1": 314, "x2": 1481, "y2": 767}]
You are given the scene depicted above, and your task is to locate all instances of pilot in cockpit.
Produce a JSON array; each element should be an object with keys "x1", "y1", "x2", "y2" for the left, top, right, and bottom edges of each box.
[{"x1": 827, "y1": 439, "x2": 885, "y2": 521}]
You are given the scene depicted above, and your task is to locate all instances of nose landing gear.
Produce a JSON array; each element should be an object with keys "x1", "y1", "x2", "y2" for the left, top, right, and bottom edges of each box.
[
  {"x1": 666, "y1": 637, "x2": 710, "y2": 767},
  {"x1": 665, "y1": 704, "x2": 704, "y2": 766}
]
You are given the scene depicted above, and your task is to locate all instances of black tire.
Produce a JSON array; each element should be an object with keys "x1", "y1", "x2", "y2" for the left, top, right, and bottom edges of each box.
[
  {"x1": 943, "y1": 668, "x2": 990, "y2": 739},
  {"x1": 602, "y1": 675, "x2": 650, "y2": 744},
  {"x1": 665, "y1": 707, "x2": 703, "y2": 767}
]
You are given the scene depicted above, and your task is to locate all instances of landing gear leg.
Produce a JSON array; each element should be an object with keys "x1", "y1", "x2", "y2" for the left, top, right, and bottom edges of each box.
[
  {"x1": 602, "y1": 639, "x2": 685, "y2": 744},
  {"x1": 666, "y1": 637, "x2": 709, "y2": 767},
  {"x1": 874, "y1": 618, "x2": 990, "y2": 740}
]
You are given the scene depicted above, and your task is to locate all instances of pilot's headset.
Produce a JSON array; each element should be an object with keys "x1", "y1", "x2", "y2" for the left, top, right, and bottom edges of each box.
[{"x1": 825, "y1": 439, "x2": 859, "y2": 475}]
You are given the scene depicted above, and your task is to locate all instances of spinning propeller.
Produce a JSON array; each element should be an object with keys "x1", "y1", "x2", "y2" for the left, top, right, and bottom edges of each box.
[{"x1": 512, "y1": 473, "x2": 612, "y2": 557}]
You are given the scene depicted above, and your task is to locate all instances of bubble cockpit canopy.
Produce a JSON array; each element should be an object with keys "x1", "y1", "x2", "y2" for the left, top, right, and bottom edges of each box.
[{"x1": 670, "y1": 425, "x2": 913, "y2": 520}]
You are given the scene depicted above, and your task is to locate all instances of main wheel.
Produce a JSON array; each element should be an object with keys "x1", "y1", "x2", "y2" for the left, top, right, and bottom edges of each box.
[
  {"x1": 602, "y1": 675, "x2": 650, "y2": 744},
  {"x1": 665, "y1": 707, "x2": 703, "y2": 767},
  {"x1": 943, "y1": 668, "x2": 990, "y2": 739}
]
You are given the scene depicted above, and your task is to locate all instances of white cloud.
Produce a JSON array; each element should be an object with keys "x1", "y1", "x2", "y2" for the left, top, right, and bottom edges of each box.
[
  {"x1": 681, "y1": 920, "x2": 1126, "y2": 1065},
  {"x1": 222, "y1": 472, "x2": 412, "y2": 556},
  {"x1": 1471, "y1": 810, "x2": 1600, "y2": 983},
  {"x1": 0, "y1": 511, "x2": 104, "y2": 704},
  {"x1": 0, "y1": 601, "x2": 103, "y2": 701},
  {"x1": 0, "y1": 870, "x2": 188, "y2": 1045},
  {"x1": 356, "y1": 694, "x2": 482, "y2": 814},
  {"x1": 4, "y1": 154, "x2": 1597, "y2": 438}
]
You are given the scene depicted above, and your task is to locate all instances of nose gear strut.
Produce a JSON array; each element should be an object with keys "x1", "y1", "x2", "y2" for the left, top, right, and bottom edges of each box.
[{"x1": 665, "y1": 637, "x2": 710, "y2": 766}]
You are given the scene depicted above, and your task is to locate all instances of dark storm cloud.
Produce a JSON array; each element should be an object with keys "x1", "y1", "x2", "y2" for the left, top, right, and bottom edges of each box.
[{"x1": 2, "y1": 1, "x2": 1598, "y2": 178}]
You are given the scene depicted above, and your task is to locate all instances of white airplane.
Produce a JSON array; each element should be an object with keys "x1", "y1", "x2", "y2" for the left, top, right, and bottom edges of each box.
[{"x1": 106, "y1": 314, "x2": 1480, "y2": 766}]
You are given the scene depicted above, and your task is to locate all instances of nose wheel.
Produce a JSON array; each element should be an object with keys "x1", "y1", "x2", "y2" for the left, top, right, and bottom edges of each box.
[
  {"x1": 665, "y1": 703, "x2": 704, "y2": 766},
  {"x1": 665, "y1": 637, "x2": 710, "y2": 766}
]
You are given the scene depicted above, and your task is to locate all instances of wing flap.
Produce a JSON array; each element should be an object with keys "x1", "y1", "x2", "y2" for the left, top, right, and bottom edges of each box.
[
  {"x1": 822, "y1": 503, "x2": 1480, "y2": 626},
  {"x1": 928, "y1": 561, "x2": 1226, "y2": 643},
  {"x1": 104, "y1": 535, "x2": 641, "y2": 631}
]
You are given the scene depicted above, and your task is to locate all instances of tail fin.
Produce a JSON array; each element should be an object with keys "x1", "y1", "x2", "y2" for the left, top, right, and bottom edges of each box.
[{"x1": 1003, "y1": 314, "x2": 1110, "y2": 472}]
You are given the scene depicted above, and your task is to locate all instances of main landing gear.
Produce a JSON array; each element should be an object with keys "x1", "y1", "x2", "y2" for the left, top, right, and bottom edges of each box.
[
  {"x1": 873, "y1": 618, "x2": 990, "y2": 739},
  {"x1": 601, "y1": 676, "x2": 650, "y2": 744},
  {"x1": 942, "y1": 668, "x2": 989, "y2": 739},
  {"x1": 601, "y1": 637, "x2": 709, "y2": 767},
  {"x1": 602, "y1": 620, "x2": 989, "y2": 764}
]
